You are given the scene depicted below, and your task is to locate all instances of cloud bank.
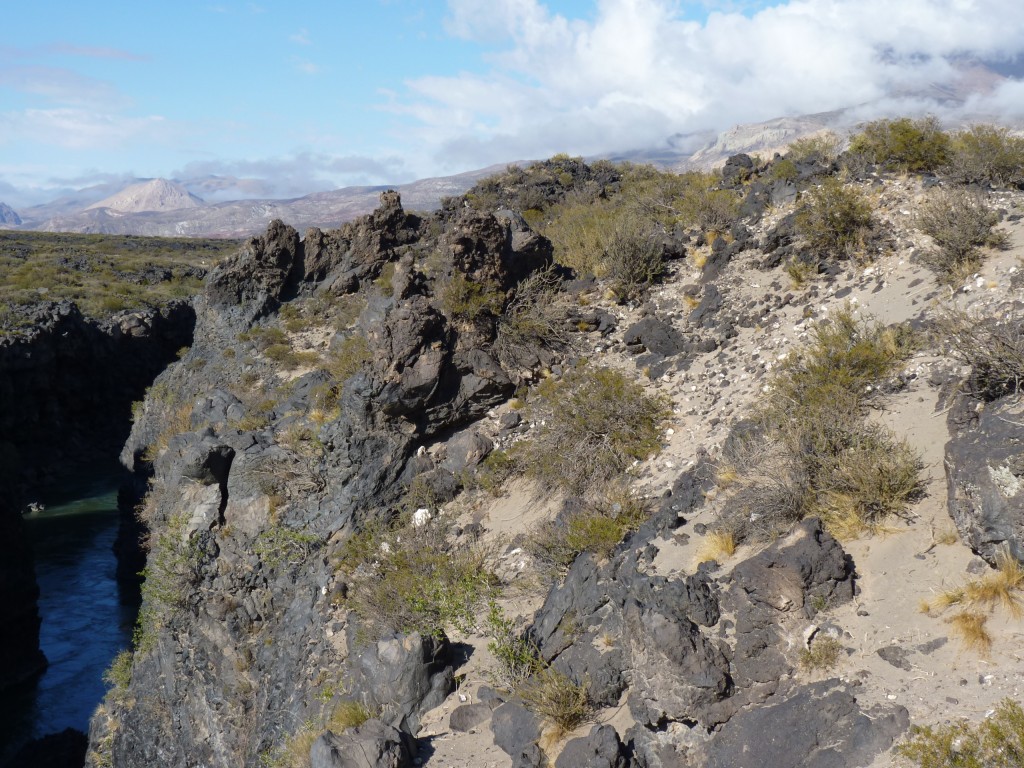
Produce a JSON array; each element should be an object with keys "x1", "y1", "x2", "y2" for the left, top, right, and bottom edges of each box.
[{"x1": 405, "y1": 0, "x2": 1024, "y2": 172}]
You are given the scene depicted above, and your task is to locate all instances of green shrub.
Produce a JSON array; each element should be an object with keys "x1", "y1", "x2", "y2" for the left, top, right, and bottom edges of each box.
[
  {"x1": 770, "y1": 158, "x2": 799, "y2": 182},
  {"x1": 254, "y1": 526, "x2": 322, "y2": 570},
  {"x1": 603, "y1": 218, "x2": 665, "y2": 302},
  {"x1": 515, "y1": 365, "x2": 669, "y2": 496},
  {"x1": 485, "y1": 602, "x2": 542, "y2": 692},
  {"x1": 528, "y1": 493, "x2": 648, "y2": 574},
  {"x1": 103, "y1": 649, "x2": 134, "y2": 703},
  {"x1": 794, "y1": 177, "x2": 874, "y2": 259},
  {"x1": 327, "y1": 701, "x2": 374, "y2": 732},
  {"x1": 344, "y1": 514, "x2": 496, "y2": 638},
  {"x1": 437, "y1": 272, "x2": 504, "y2": 321},
  {"x1": 798, "y1": 635, "x2": 844, "y2": 672},
  {"x1": 946, "y1": 124, "x2": 1024, "y2": 188},
  {"x1": 723, "y1": 310, "x2": 923, "y2": 541},
  {"x1": 786, "y1": 132, "x2": 842, "y2": 165},
  {"x1": 848, "y1": 116, "x2": 951, "y2": 172},
  {"x1": 896, "y1": 698, "x2": 1024, "y2": 768},
  {"x1": 494, "y1": 268, "x2": 571, "y2": 371},
  {"x1": 916, "y1": 187, "x2": 1006, "y2": 283}
]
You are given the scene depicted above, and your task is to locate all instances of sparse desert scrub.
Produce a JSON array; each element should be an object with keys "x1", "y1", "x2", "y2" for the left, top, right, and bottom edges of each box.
[
  {"x1": 916, "y1": 187, "x2": 1007, "y2": 283},
  {"x1": 603, "y1": 217, "x2": 666, "y2": 302},
  {"x1": 798, "y1": 635, "x2": 844, "y2": 672},
  {"x1": 896, "y1": 697, "x2": 1024, "y2": 767},
  {"x1": 721, "y1": 310, "x2": 923, "y2": 541},
  {"x1": 848, "y1": 116, "x2": 951, "y2": 173},
  {"x1": 794, "y1": 177, "x2": 875, "y2": 259},
  {"x1": 513, "y1": 364, "x2": 669, "y2": 496},
  {"x1": 527, "y1": 492, "x2": 649, "y2": 575},
  {"x1": 494, "y1": 267, "x2": 572, "y2": 370},
  {"x1": 945, "y1": 124, "x2": 1024, "y2": 188},
  {"x1": 786, "y1": 131, "x2": 843, "y2": 166},
  {"x1": 933, "y1": 309, "x2": 1024, "y2": 401},
  {"x1": 341, "y1": 512, "x2": 496, "y2": 639}
]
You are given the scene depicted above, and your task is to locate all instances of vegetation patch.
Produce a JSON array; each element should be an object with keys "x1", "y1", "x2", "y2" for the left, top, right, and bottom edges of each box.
[
  {"x1": 945, "y1": 124, "x2": 1024, "y2": 188},
  {"x1": 934, "y1": 309, "x2": 1024, "y2": 401},
  {"x1": 916, "y1": 188, "x2": 1007, "y2": 284},
  {"x1": 848, "y1": 116, "x2": 951, "y2": 173},
  {"x1": 513, "y1": 364, "x2": 669, "y2": 497},
  {"x1": 794, "y1": 177, "x2": 875, "y2": 260},
  {"x1": 896, "y1": 697, "x2": 1024, "y2": 767},
  {"x1": 798, "y1": 635, "x2": 844, "y2": 672},
  {"x1": 518, "y1": 667, "x2": 592, "y2": 738},
  {"x1": 721, "y1": 309, "x2": 922, "y2": 541}
]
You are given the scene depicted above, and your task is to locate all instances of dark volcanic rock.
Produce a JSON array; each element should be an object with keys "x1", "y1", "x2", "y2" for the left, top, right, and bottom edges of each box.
[
  {"x1": 699, "y1": 681, "x2": 909, "y2": 768},
  {"x1": 491, "y1": 701, "x2": 544, "y2": 768},
  {"x1": 623, "y1": 317, "x2": 688, "y2": 358},
  {"x1": 555, "y1": 724, "x2": 627, "y2": 768},
  {"x1": 310, "y1": 720, "x2": 410, "y2": 768},
  {"x1": 448, "y1": 702, "x2": 493, "y2": 732},
  {"x1": 345, "y1": 631, "x2": 455, "y2": 735},
  {"x1": 945, "y1": 395, "x2": 1024, "y2": 564}
]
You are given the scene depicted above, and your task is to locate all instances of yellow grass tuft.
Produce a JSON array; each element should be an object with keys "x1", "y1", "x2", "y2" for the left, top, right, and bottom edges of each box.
[
  {"x1": 963, "y1": 551, "x2": 1024, "y2": 617},
  {"x1": 947, "y1": 610, "x2": 992, "y2": 654},
  {"x1": 696, "y1": 530, "x2": 736, "y2": 565}
]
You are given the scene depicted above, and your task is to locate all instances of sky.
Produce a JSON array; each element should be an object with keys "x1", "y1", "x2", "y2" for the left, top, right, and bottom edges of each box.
[{"x1": 2, "y1": 0, "x2": 1024, "y2": 209}]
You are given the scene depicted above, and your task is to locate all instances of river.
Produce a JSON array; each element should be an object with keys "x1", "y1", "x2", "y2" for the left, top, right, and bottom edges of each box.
[{"x1": 0, "y1": 465, "x2": 138, "y2": 754}]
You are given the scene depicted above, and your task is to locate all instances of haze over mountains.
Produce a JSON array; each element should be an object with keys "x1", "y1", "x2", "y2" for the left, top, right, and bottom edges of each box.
[{"x1": 0, "y1": 104, "x2": 1018, "y2": 239}]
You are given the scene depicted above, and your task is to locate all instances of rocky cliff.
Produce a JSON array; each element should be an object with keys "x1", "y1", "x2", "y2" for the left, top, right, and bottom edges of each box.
[{"x1": 87, "y1": 144, "x2": 1024, "y2": 768}]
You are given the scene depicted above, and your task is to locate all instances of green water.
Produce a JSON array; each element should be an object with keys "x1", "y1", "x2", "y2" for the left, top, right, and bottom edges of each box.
[{"x1": 0, "y1": 465, "x2": 138, "y2": 754}]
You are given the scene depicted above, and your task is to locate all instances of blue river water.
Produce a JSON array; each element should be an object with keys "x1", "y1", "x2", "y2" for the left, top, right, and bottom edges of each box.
[{"x1": 0, "y1": 465, "x2": 138, "y2": 754}]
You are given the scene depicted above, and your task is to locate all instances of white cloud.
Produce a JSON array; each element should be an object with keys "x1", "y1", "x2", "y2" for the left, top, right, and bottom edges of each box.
[
  {"x1": 289, "y1": 28, "x2": 312, "y2": 46},
  {"x1": 403, "y1": 0, "x2": 1024, "y2": 172},
  {"x1": 0, "y1": 108, "x2": 168, "y2": 149}
]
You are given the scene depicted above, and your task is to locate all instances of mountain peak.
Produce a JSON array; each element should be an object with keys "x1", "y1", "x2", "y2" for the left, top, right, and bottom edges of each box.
[{"x1": 85, "y1": 179, "x2": 204, "y2": 214}]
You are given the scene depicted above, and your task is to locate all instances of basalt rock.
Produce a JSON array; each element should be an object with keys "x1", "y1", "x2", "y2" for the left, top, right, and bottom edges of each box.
[
  {"x1": 310, "y1": 720, "x2": 410, "y2": 768},
  {"x1": 945, "y1": 394, "x2": 1024, "y2": 564}
]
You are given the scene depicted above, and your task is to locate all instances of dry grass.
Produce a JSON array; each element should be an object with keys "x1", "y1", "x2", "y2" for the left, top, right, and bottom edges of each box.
[
  {"x1": 799, "y1": 635, "x2": 844, "y2": 672},
  {"x1": 518, "y1": 667, "x2": 592, "y2": 739},
  {"x1": 946, "y1": 611, "x2": 992, "y2": 655},
  {"x1": 327, "y1": 701, "x2": 374, "y2": 733},
  {"x1": 695, "y1": 530, "x2": 737, "y2": 565}
]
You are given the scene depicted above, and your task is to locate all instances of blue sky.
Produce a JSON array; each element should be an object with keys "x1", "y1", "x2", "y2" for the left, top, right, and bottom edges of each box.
[{"x1": 2, "y1": 0, "x2": 1023, "y2": 208}]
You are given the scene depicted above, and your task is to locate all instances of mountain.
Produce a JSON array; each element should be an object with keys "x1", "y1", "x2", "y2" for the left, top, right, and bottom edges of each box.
[
  {"x1": 84, "y1": 178, "x2": 204, "y2": 214},
  {"x1": 0, "y1": 203, "x2": 21, "y2": 227}
]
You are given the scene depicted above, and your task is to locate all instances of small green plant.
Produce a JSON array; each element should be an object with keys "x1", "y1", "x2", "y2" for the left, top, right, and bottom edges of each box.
[
  {"x1": 515, "y1": 364, "x2": 669, "y2": 496},
  {"x1": 794, "y1": 177, "x2": 875, "y2": 259},
  {"x1": 102, "y1": 649, "x2": 134, "y2": 703},
  {"x1": 528, "y1": 493, "x2": 649, "y2": 574},
  {"x1": 327, "y1": 700, "x2": 374, "y2": 732},
  {"x1": 896, "y1": 698, "x2": 1024, "y2": 767},
  {"x1": 344, "y1": 514, "x2": 497, "y2": 639},
  {"x1": 437, "y1": 272, "x2": 504, "y2": 322},
  {"x1": 518, "y1": 667, "x2": 592, "y2": 738},
  {"x1": 848, "y1": 116, "x2": 951, "y2": 173},
  {"x1": 798, "y1": 635, "x2": 844, "y2": 672},
  {"x1": 254, "y1": 526, "x2": 322, "y2": 570},
  {"x1": 485, "y1": 602, "x2": 541, "y2": 691}
]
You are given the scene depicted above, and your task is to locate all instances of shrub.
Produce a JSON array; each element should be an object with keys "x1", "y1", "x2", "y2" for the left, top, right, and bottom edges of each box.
[
  {"x1": 541, "y1": 195, "x2": 622, "y2": 276},
  {"x1": 896, "y1": 698, "x2": 1024, "y2": 768},
  {"x1": 798, "y1": 635, "x2": 843, "y2": 672},
  {"x1": 722, "y1": 310, "x2": 922, "y2": 541},
  {"x1": 103, "y1": 650, "x2": 134, "y2": 703},
  {"x1": 528, "y1": 493, "x2": 649, "y2": 575},
  {"x1": 848, "y1": 116, "x2": 951, "y2": 172},
  {"x1": 437, "y1": 272, "x2": 504, "y2": 321},
  {"x1": 946, "y1": 124, "x2": 1024, "y2": 188},
  {"x1": 515, "y1": 364, "x2": 669, "y2": 496},
  {"x1": 603, "y1": 218, "x2": 665, "y2": 302},
  {"x1": 916, "y1": 187, "x2": 1005, "y2": 283},
  {"x1": 344, "y1": 514, "x2": 496, "y2": 638},
  {"x1": 254, "y1": 526, "x2": 322, "y2": 570},
  {"x1": 327, "y1": 701, "x2": 374, "y2": 732},
  {"x1": 485, "y1": 602, "x2": 542, "y2": 691},
  {"x1": 786, "y1": 132, "x2": 842, "y2": 165},
  {"x1": 934, "y1": 309, "x2": 1024, "y2": 401},
  {"x1": 518, "y1": 667, "x2": 592, "y2": 738},
  {"x1": 794, "y1": 178, "x2": 874, "y2": 259},
  {"x1": 494, "y1": 268, "x2": 571, "y2": 371},
  {"x1": 669, "y1": 172, "x2": 740, "y2": 234}
]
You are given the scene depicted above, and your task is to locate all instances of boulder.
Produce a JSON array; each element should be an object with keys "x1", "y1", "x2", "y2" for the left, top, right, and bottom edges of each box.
[
  {"x1": 945, "y1": 395, "x2": 1024, "y2": 564},
  {"x1": 310, "y1": 720, "x2": 410, "y2": 768},
  {"x1": 555, "y1": 724, "x2": 627, "y2": 768},
  {"x1": 490, "y1": 701, "x2": 544, "y2": 768}
]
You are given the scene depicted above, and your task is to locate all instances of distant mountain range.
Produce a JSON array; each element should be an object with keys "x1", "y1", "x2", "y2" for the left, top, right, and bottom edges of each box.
[{"x1": 0, "y1": 106, "x2": 1011, "y2": 239}]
